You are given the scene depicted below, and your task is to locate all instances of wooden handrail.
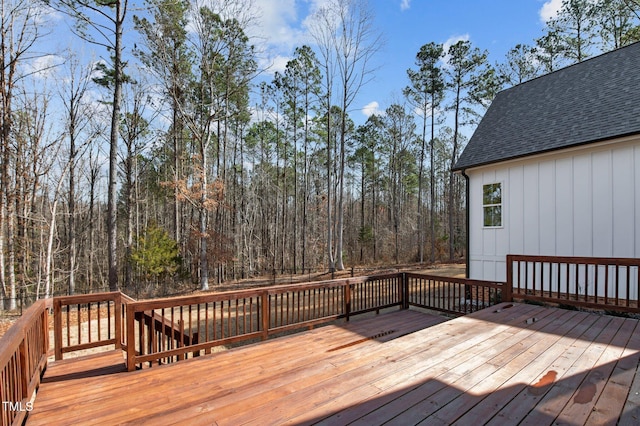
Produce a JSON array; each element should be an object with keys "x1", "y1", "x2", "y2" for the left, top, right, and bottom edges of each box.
[
  {"x1": 124, "y1": 274, "x2": 405, "y2": 371},
  {"x1": 0, "y1": 299, "x2": 50, "y2": 426},
  {"x1": 507, "y1": 254, "x2": 640, "y2": 312},
  {"x1": 405, "y1": 273, "x2": 509, "y2": 315},
  {"x1": 53, "y1": 292, "x2": 123, "y2": 360}
]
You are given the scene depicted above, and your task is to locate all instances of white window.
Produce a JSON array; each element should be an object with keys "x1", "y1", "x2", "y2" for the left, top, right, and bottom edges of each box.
[{"x1": 483, "y1": 183, "x2": 502, "y2": 227}]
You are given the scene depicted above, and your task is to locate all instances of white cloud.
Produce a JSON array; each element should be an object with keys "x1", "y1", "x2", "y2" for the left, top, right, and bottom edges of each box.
[
  {"x1": 24, "y1": 54, "x2": 64, "y2": 79},
  {"x1": 254, "y1": 0, "x2": 301, "y2": 48},
  {"x1": 362, "y1": 101, "x2": 382, "y2": 117},
  {"x1": 441, "y1": 34, "x2": 470, "y2": 68},
  {"x1": 249, "y1": 0, "x2": 322, "y2": 78},
  {"x1": 539, "y1": 0, "x2": 562, "y2": 23},
  {"x1": 400, "y1": 0, "x2": 411, "y2": 11},
  {"x1": 259, "y1": 54, "x2": 291, "y2": 76}
]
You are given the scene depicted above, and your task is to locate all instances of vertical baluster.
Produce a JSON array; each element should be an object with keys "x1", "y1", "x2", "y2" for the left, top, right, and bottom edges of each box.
[
  {"x1": 212, "y1": 302, "x2": 217, "y2": 341},
  {"x1": 87, "y1": 302, "x2": 92, "y2": 343},
  {"x1": 626, "y1": 264, "x2": 630, "y2": 307},
  {"x1": 603, "y1": 264, "x2": 609, "y2": 305},
  {"x1": 76, "y1": 304, "x2": 81, "y2": 347},
  {"x1": 227, "y1": 299, "x2": 232, "y2": 338},
  {"x1": 204, "y1": 302, "x2": 209, "y2": 344},
  {"x1": 572, "y1": 263, "x2": 577, "y2": 301},
  {"x1": 592, "y1": 264, "x2": 598, "y2": 305},
  {"x1": 159, "y1": 308, "x2": 165, "y2": 361},
  {"x1": 179, "y1": 306, "x2": 184, "y2": 360},
  {"x1": 168, "y1": 307, "x2": 174, "y2": 359},
  {"x1": 197, "y1": 303, "x2": 201, "y2": 348},
  {"x1": 614, "y1": 263, "x2": 619, "y2": 306},
  {"x1": 149, "y1": 309, "x2": 156, "y2": 362},
  {"x1": 97, "y1": 301, "x2": 101, "y2": 341},
  {"x1": 234, "y1": 299, "x2": 239, "y2": 336}
]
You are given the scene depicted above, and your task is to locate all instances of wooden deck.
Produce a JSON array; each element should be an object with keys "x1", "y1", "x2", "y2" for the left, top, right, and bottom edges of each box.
[{"x1": 25, "y1": 303, "x2": 640, "y2": 425}]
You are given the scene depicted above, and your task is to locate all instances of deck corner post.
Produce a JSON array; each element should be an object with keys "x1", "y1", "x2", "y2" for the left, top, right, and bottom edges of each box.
[
  {"x1": 43, "y1": 301, "x2": 50, "y2": 359},
  {"x1": 114, "y1": 292, "x2": 123, "y2": 349},
  {"x1": 53, "y1": 297, "x2": 63, "y2": 361}
]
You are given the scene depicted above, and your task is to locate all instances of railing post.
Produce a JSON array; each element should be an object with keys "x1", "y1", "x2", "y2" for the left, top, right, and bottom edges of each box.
[
  {"x1": 126, "y1": 303, "x2": 136, "y2": 372},
  {"x1": 261, "y1": 291, "x2": 269, "y2": 340},
  {"x1": 506, "y1": 255, "x2": 514, "y2": 302},
  {"x1": 344, "y1": 283, "x2": 352, "y2": 321},
  {"x1": 43, "y1": 302, "x2": 50, "y2": 358},
  {"x1": 114, "y1": 293, "x2": 122, "y2": 349},
  {"x1": 53, "y1": 297, "x2": 63, "y2": 360}
]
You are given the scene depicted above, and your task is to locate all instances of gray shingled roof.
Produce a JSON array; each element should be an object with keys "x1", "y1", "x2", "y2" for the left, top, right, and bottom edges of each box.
[{"x1": 453, "y1": 41, "x2": 640, "y2": 171}]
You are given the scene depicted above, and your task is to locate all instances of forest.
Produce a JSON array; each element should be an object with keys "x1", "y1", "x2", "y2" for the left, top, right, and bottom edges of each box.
[{"x1": 1, "y1": 0, "x2": 639, "y2": 308}]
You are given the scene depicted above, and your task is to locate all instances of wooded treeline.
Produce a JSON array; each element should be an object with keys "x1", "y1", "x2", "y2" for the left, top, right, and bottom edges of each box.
[{"x1": 1, "y1": 0, "x2": 639, "y2": 307}]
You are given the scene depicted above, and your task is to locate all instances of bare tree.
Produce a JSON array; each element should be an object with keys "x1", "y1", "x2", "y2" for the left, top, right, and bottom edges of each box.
[
  {"x1": 58, "y1": 55, "x2": 94, "y2": 295},
  {"x1": 309, "y1": 0, "x2": 381, "y2": 272},
  {"x1": 404, "y1": 42, "x2": 445, "y2": 264},
  {"x1": 120, "y1": 79, "x2": 156, "y2": 290},
  {"x1": 171, "y1": 3, "x2": 255, "y2": 291},
  {"x1": 47, "y1": 0, "x2": 129, "y2": 291},
  {"x1": 0, "y1": 0, "x2": 45, "y2": 308}
]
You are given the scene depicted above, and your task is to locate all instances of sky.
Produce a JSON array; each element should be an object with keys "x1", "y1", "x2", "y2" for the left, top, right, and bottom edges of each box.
[
  {"x1": 249, "y1": 0, "x2": 563, "y2": 124},
  {"x1": 36, "y1": 0, "x2": 564, "y2": 128}
]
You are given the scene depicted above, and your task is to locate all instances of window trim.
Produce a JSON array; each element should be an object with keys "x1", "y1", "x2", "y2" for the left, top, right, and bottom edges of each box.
[{"x1": 482, "y1": 182, "x2": 503, "y2": 228}]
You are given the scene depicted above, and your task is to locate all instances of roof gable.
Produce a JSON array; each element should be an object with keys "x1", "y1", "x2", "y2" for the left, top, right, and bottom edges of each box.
[{"x1": 454, "y1": 42, "x2": 640, "y2": 171}]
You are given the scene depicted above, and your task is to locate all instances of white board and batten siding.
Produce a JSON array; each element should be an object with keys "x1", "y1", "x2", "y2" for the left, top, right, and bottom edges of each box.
[{"x1": 467, "y1": 134, "x2": 640, "y2": 298}]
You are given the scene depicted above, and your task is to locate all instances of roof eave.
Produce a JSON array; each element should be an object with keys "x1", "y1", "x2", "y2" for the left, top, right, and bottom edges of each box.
[{"x1": 452, "y1": 131, "x2": 640, "y2": 172}]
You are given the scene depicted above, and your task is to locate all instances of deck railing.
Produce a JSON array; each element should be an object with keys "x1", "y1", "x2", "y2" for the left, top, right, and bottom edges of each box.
[
  {"x1": 0, "y1": 299, "x2": 50, "y2": 426},
  {"x1": 7, "y1": 256, "x2": 640, "y2": 423},
  {"x1": 53, "y1": 292, "x2": 126, "y2": 360},
  {"x1": 124, "y1": 274, "x2": 405, "y2": 370},
  {"x1": 406, "y1": 273, "x2": 509, "y2": 315},
  {"x1": 508, "y1": 255, "x2": 640, "y2": 312}
]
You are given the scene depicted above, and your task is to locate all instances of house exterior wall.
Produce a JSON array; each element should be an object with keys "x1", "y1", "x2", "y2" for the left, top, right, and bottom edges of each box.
[{"x1": 466, "y1": 134, "x2": 640, "y2": 283}]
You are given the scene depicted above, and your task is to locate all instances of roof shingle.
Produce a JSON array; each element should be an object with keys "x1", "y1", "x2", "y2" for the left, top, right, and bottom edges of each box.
[{"x1": 454, "y1": 42, "x2": 640, "y2": 171}]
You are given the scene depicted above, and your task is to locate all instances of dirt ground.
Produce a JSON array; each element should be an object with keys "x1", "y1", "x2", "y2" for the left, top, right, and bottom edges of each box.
[{"x1": 0, "y1": 262, "x2": 466, "y2": 340}]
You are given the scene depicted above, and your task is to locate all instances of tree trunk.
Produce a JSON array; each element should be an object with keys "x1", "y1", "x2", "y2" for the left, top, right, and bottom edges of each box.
[
  {"x1": 107, "y1": 0, "x2": 125, "y2": 291},
  {"x1": 449, "y1": 83, "x2": 461, "y2": 261},
  {"x1": 200, "y1": 145, "x2": 209, "y2": 291},
  {"x1": 68, "y1": 128, "x2": 76, "y2": 295}
]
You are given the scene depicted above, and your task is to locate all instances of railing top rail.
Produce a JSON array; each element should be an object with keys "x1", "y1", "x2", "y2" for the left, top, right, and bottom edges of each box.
[
  {"x1": 266, "y1": 273, "x2": 401, "y2": 294},
  {"x1": 54, "y1": 291, "x2": 122, "y2": 305},
  {"x1": 120, "y1": 293, "x2": 136, "y2": 303},
  {"x1": 0, "y1": 298, "x2": 51, "y2": 368},
  {"x1": 405, "y1": 272, "x2": 506, "y2": 288},
  {"x1": 507, "y1": 254, "x2": 640, "y2": 266},
  {"x1": 126, "y1": 273, "x2": 403, "y2": 311}
]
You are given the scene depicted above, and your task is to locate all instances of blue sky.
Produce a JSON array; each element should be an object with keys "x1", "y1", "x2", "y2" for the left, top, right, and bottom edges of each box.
[
  {"x1": 252, "y1": 0, "x2": 562, "y2": 123},
  {"x1": 35, "y1": 0, "x2": 563, "y2": 127}
]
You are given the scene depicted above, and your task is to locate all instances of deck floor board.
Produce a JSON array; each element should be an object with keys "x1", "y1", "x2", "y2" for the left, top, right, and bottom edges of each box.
[{"x1": 25, "y1": 303, "x2": 640, "y2": 425}]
